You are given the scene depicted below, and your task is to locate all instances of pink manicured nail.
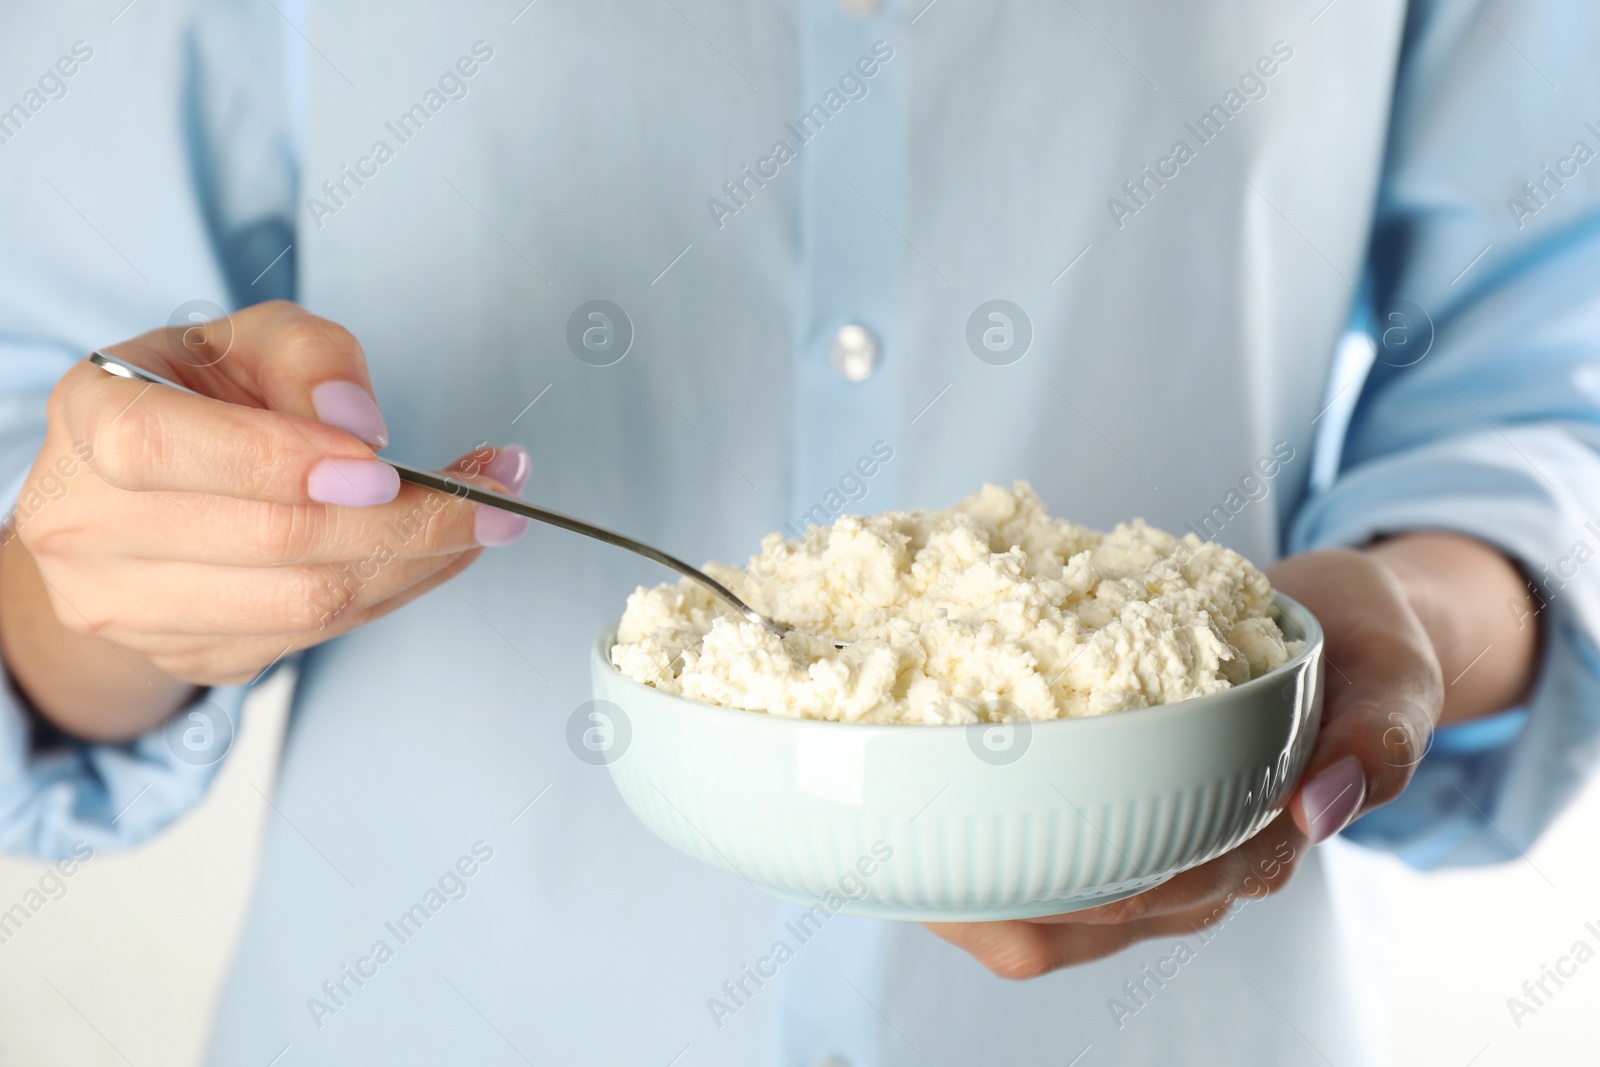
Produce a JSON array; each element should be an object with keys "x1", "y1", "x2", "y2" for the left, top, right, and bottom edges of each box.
[
  {"x1": 482, "y1": 444, "x2": 531, "y2": 495},
  {"x1": 311, "y1": 381, "x2": 390, "y2": 448},
  {"x1": 307, "y1": 459, "x2": 400, "y2": 506},
  {"x1": 1302, "y1": 755, "x2": 1367, "y2": 845},
  {"x1": 475, "y1": 506, "x2": 531, "y2": 546}
]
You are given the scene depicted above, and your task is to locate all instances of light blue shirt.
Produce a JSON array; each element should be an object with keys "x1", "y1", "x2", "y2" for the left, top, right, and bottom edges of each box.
[{"x1": 4, "y1": 1, "x2": 1600, "y2": 1063}]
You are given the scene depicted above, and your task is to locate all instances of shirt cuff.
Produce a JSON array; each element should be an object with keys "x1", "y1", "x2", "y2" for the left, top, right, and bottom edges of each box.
[
  {"x1": 0, "y1": 466, "x2": 247, "y2": 859},
  {"x1": 1287, "y1": 426, "x2": 1600, "y2": 869},
  {"x1": 0, "y1": 683, "x2": 248, "y2": 859}
]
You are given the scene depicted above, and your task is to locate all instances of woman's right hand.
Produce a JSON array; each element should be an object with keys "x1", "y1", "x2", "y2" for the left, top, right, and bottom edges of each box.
[{"x1": 0, "y1": 300, "x2": 530, "y2": 741}]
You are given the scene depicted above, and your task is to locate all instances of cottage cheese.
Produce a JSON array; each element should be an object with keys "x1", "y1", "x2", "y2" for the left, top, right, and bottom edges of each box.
[{"x1": 610, "y1": 482, "x2": 1301, "y2": 725}]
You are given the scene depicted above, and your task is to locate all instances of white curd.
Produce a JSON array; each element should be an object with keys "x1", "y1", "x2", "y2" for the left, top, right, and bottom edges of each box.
[{"x1": 610, "y1": 482, "x2": 1301, "y2": 724}]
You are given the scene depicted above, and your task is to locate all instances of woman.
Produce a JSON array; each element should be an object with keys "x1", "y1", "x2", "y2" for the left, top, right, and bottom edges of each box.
[{"x1": 1, "y1": 1, "x2": 1596, "y2": 1063}]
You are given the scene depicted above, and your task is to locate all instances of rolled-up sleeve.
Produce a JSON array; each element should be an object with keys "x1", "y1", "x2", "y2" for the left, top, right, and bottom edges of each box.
[
  {"x1": 0, "y1": 668, "x2": 252, "y2": 861},
  {"x1": 0, "y1": 395, "x2": 254, "y2": 859},
  {"x1": 1286, "y1": 0, "x2": 1600, "y2": 868},
  {"x1": 0, "y1": 0, "x2": 298, "y2": 858}
]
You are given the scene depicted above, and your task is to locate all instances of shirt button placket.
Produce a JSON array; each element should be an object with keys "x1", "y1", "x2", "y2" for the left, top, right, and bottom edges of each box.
[{"x1": 789, "y1": 0, "x2": 905, "y2": 525}]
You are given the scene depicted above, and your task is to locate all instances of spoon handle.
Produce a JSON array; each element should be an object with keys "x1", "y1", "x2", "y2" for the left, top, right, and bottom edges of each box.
[
  {"x1": 86, "y1": 350, "x2": 765, "y2": 626},
  {"x1": 384, "y1": 460, "x2": 763, "y2": 621}
]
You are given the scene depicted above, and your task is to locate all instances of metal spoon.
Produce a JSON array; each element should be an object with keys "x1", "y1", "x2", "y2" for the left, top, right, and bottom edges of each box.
[{"x1": 88, "y1": 350, "x2": 830, "y2": 643}]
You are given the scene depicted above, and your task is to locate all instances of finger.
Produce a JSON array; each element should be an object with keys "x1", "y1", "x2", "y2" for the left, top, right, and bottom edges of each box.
[
  {"x1": 83, "y1": 445, "x2": 530, "y2": 565},
  {"x1": 925, "y1": 829, "x2": 1298, "y2": 979},
  {"x1": 121, "y1": 550, "x2": 481, "y2": 685},
  {"x1": 930, "y1": 873, "x2": 1314, "y2": 979},
  {"x1": 323, "y1": 539, "x2": 483, "y2": 634},
  {"x1": 1271, "y1": 549, "x2": 1444, "y2": 844},
  {"x1": 59, "y1": 358, "x2": 396, "y2": 506},
  {"x1": 1025, "y1": 816, "x2": 1304, "y2": 926},
  {"x1": 109, "y1": 300, "x2": 391, "y2": 447},
  {"x1": 925, "y1": 915, "x2": 1163, "y2": 979},
  {"x1": 451, "y1": 442, "x2": 533, "y2": 546},
  {"x1": 60, "y1": 549, "x2": 475, "y2": 638},
  {"x1": 120, "y1": 632, "x2": 309, "y2": 688},
  {"x1": 51, "y1": 447, "x2": 522, "y2": 634},
  {"x1": 923, "y1": 817, "x2": 1306, "y2": 981}
]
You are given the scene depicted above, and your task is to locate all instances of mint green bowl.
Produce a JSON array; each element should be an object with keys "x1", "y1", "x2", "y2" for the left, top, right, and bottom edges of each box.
[{"x1": 590, "y1": 594, "x2": 1323, "y2": 921}]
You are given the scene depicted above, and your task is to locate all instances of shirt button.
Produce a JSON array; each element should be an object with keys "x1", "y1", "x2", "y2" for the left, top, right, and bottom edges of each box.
[
  {"x1": 838, "y1": 0, "x2": 883, "y2": 18},
  {"x1": 829, "y1": 324, "x2": 880, "y2": 383}
]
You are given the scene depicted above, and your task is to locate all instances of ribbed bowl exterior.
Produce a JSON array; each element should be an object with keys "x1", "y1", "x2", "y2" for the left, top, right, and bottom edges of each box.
[{"x1": 593, "y1": 595, "x2": 1323, "y2": 921}]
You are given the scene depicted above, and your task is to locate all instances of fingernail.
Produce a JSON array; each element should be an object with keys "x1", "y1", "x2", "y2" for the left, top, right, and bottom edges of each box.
[
  {"x1": 1302, "y1": 755, "x2": 1367, "y2": 846},
  {"x1": 475, "y1": 506, "x2": 531, "y2": 546},
  {"x1": 482, "y1": 444, "x2": 531, "y2": 495},
  {"x1": 311, "y1": 381, "x2": 390, "y2": 449},
  {"x1": 308, "y1": 459, "x2": 400, "y2": 506}
]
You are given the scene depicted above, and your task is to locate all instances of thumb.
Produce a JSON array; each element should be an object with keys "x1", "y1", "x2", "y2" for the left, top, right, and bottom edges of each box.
[{"x1": 1271, "y1": 549, "x2": 1444, "y2": 845}]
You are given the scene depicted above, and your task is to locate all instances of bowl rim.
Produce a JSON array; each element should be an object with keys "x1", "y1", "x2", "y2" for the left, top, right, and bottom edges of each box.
[{"x1": 594, "y1": 591, "x2": 1322, "y2": 734}]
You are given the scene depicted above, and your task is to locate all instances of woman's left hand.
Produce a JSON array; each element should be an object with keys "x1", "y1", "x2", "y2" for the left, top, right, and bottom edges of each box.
[{"x1": 926, "y1": 544, "x2": 1452, "y2": 978}]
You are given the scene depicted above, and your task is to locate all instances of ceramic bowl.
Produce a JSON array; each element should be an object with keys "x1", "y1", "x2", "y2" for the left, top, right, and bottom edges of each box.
[{"x1": 588, "y1": 594, "x2": 1323, "y2": 921}]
